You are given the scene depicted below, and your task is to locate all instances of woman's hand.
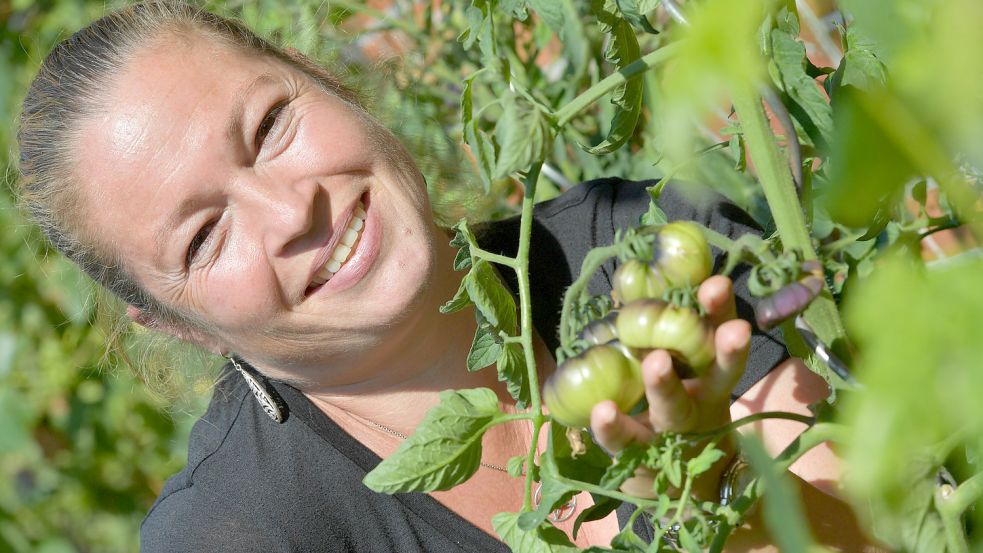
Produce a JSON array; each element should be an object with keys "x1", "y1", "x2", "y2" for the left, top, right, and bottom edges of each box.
[{"x1": 589, "y1": 275, "x2": 752, "y2": 499}]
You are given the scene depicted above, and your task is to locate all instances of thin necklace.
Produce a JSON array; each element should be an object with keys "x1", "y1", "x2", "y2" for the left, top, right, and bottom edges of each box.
[{"x1": 366, "y1": 419, "x2": 578, "y2": 523}]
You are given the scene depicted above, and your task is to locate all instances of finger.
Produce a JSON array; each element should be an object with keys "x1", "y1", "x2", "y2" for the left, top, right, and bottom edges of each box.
[
  {"x1": 698, "y1": 275, "x2": 737, "y2": 327},
  {"x1": 643, "y1": 350, "x2": 698, "y2": 433},
  {"x1": 591, "y1": 400, "x2": 656, "y2": 453},
  {"x1": 705, "y1": 318, "x2": 752, "y2": 399}
]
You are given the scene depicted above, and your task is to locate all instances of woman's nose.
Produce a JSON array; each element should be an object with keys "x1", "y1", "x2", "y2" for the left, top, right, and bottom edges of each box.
[{"x1": 237, "y1": 171, "x2": 318, "y2": 255}]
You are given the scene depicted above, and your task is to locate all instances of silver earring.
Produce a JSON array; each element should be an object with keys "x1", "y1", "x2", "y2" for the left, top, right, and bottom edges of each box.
[{"x1": 228, "y1": 355, "x2": 285, "y2": 423}]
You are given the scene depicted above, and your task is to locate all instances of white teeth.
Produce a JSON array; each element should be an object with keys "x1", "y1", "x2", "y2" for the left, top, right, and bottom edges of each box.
[
  {"x1": 341, "y1": 228, "x2": 359, "y2": 246},
  {"x1": 308, "y1": 200, "x2": 368, "y2": 291},
  {"x1": 332, "y1": 244, "x2": 352, "y2": 262}
]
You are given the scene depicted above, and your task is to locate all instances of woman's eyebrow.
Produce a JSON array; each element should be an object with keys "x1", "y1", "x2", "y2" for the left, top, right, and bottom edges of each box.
[{"x1": 225, "y1": 73, "x2": 279, "y2": 142}]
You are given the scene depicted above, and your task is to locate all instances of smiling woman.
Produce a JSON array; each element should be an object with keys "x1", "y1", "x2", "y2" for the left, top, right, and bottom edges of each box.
[{"x1": 15, "y1": 2, "x2": 877, "y2": 552}]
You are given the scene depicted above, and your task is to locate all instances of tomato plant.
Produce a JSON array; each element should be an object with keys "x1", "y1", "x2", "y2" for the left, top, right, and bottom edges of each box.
[{"x1": 364, "y1": 1, "x2": 983, "y2": 552}]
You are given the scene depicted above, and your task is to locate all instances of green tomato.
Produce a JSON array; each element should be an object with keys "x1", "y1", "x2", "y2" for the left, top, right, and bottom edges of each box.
[
  {"x1": 655, "y1": 221, "x2": 713, "y2": 288},
  {"x1": 612, "y1": 259, "x2": 669, "y2": 304},
  {"x1": 615, "y1": 299, "x2": 716, "y2": 378},
  {"x1": 544, "y1": 343, "x2": 644, "y2": 428},
  {"x1": 578, "y1": 311, "x2": 619, "y2": 346}
]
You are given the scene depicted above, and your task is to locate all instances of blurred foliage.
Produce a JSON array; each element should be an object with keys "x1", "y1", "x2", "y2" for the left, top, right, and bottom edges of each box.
[{"x1": 3, "y1": 0, "x2": 983, "y2": 551}]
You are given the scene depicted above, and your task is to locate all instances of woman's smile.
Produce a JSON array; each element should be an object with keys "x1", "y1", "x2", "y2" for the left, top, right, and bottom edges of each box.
[{"x1": 73, "y1": 33, "x2": 440, "y2": 376}]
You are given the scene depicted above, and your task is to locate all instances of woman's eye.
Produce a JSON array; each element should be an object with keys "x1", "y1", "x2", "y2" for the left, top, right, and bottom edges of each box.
[
  {"x1": 255, "y1": 103, "x2": 285, "y2": 150},
  {"x1": 186, "y1": 222, "x2": 215, "y2": 267}
]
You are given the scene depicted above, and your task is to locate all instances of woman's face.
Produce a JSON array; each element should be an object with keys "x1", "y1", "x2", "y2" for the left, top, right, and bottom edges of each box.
[{"x1": 75, "y1": 35, "x2": 440, "y2": 382}]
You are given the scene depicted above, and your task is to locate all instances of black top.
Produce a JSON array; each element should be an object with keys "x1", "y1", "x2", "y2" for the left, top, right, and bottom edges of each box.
[{"x1": 140, "y1": 178, "x2": 787, "y2": 552}]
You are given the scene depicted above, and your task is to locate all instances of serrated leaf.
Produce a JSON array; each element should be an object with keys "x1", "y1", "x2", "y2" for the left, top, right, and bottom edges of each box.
[
  {"x1": 615, "y1": 0, "x2": 660, "y2": 34},
  {"x1": 462, "y1": 78, "x2": 498, "y2": 191},
  {"x1": 507, "y1": 454, "x2": 527, "y2": 478},
  {"x1": 494, "y1": 95, "x2": 553, "y2": 178},
  {"x1": 497, "y1": 342, "x2": 531, "y2": 408},
  {"x1": 527, "y1": 0, "x2": 567, "y2": 38},
  {"x1": 493, "y1": 512, "x2": 580, "y2": 553},
  {"x1": 501, "y1": 0, "x2": 529, "y2": 20},
  {"x1": 686, "y1": 445, "x2": 726, "y2": 477},
  {"x1": 598, "y1": 444, "x2": 645, "y2": 490},
  {"x1": 363, "y1": 388, "x2": 502, "y2": 493},
  {"x1": 640, "y1": 185, "x2": 668, "y2": 226},
  {"x1": 572, "y1": 497, "x2": 620, "y2": 539},
  {"x1": 468, "y1": 324, "x2": 502, "y2": 371},
  {"x1": 449, "y1": 218, "x2": 474, "y2": 270},
  {"x1": 837, "y1": 25, "x2": 887, "y2": 92},
  {"x1": 466, "y1": 259, "x2": 517, "y2": 333},
  {"x1": 440, "y1": 277, "x2": 472, "y2": 314},
  {"x1": 609, "y1": 524, "x2": 649, "y2": 552},
  {"x1": 585, "y1": 0, "x2": 643, "y2": 155},
  {"x1": 770, "y1": 8, "x2": 833, "y2": 147}
]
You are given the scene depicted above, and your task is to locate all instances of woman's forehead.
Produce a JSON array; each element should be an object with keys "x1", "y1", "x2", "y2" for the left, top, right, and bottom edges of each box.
[{"x1": 73, "y1": 37, "x2": 288, "y2": 265}]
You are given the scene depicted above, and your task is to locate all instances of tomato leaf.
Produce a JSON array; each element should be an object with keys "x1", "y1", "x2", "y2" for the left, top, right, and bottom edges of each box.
[
  {"x1": 497, "y1": 342, "x2": 531, "y2": 408},
  {"x1": 494, "y1": 94, "x2": 553, "y2": 178},
  {"x1": 493, "y1": 511, "x2": 580, "y2": 553},
  {"x1": 584, "y1": 0, "x2": 643, "y2": 155},
  {"x1": 363, "y1": 388, "x2": 503, "y2": 493},
  {"x1": 466, "y1": 259, "x2": 518, "y2": 333},
  {"x1": 677, "y1": 525, "x2": 703, "y2": 553},
  {"x1": 769, "y1": 6, "x2": 833, "y2": 148},
  {"x1": 468, "y1": 324, "x2": 502, "y2": 371},
  {"x1": 685, "y1": 444, "x2": 726, "y2": 477},
  {"x1": 462, "y1": 77, "x2": 498, "y2": 191},
  {"x1": 615, "y1": 0, "x2": 660, "y2": 34},
  {"x1": 640, "y1": 184, "x2": 668, "y2": 226},
  {"x1": 507, "y1": 454, "x2": 527, "y2": 478}
]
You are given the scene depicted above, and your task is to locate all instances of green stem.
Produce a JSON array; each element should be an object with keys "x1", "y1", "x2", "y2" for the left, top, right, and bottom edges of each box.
[
  {"x1": 554, "y1": 42, "x2": 681, "y2": 128},
  {"x1": 553, "y1": 475, "x2": 664, "y2": 511},
  {"x1": 691, "y1": 411, "x2": 814, "y2": 443},
  {"x1": 557, "y1": 244, "x2": 621, "y2": 357},
  {"x1": 514, "y1": 162, "x2": 546, "y2": 511},
  {"x1": 730, "y1": 82, "x2": 848, "y2": 370},
  {"x1": 709, "y1": 422, "x2": 846, "y2": 550},
  {"x1": 655, "y1": 473, "x2": 695, "y2": 544},
  {"x1": 470, "y1": 245, "x2": 519, "y2": 269},
  {"x1": 936, "y1": 485, "x2": 970, "y2": 553},
  {"x1": 945, "y1": 471, "x2": 983, "y2": 520}
]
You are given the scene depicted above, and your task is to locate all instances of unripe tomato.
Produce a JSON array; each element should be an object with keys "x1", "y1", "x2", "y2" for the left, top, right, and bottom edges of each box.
[
  {"x1": 579, "y1": 311, "x2": 619, "y2": 346},
  {"x1": 612, "y1": 260, "x2": 669, "y2": 304},
  {"x1": 544, "y1": 344, "x2": 643, "y2": 428},
  {"x1": 655, "y1": 221, "x2": 713, "y2": 287},
  {"x1": 615, "y1": 299, "x2": 716, "y2": 378},
  {"x1": 611, "y1": 222, "x2": 713, "y2": 305}
]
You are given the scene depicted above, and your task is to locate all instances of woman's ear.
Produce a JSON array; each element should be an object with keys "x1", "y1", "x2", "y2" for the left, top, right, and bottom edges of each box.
[{"x1": 126, "y1": 305, "x2": 228, "y2": 356}]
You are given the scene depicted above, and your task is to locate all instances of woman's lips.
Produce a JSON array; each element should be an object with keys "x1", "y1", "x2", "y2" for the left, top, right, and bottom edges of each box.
[{"x1": 308, "y1": 191, "x2": 379, "y2": 296}]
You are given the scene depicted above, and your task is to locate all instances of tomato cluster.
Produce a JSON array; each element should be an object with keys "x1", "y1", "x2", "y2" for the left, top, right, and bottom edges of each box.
[{"x1": 545, "y1": 222, "x2": 716, "y2": 428}]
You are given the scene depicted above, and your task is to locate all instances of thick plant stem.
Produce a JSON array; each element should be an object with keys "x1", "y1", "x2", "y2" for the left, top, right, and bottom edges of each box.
[
  {"x1": 730, "y1": 83, "x2": 848, "y2": 370},
  {"x1": 514, "y1": 162, "x2": 546, "y2": 511},
  {"x1": 554, "y1": 42, "x2": 681, "y2": 128},
  {"x1": 936, "y1": 485, "x2": 970, "y2": 553}
]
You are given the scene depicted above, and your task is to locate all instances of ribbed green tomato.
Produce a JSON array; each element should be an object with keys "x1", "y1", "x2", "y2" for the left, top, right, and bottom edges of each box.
[
  {"x1": 578, "y1": 311, "x2": 619, "y2": 346},
  {"x1": 612, "y1": 259, "x2": 669, "y2": 304},
  {"x1": 655, "y1": 221, "x2": 713, "y2": 287},
  {"x1": 615, "y1": 299, "x2": 715, "y2": 378},
  {"x1": 612, "y1": 222, "x2": 713, "y2": 305},
  {"x1": 544, "y1": 344, "x2": 643, "y2": 428}
]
